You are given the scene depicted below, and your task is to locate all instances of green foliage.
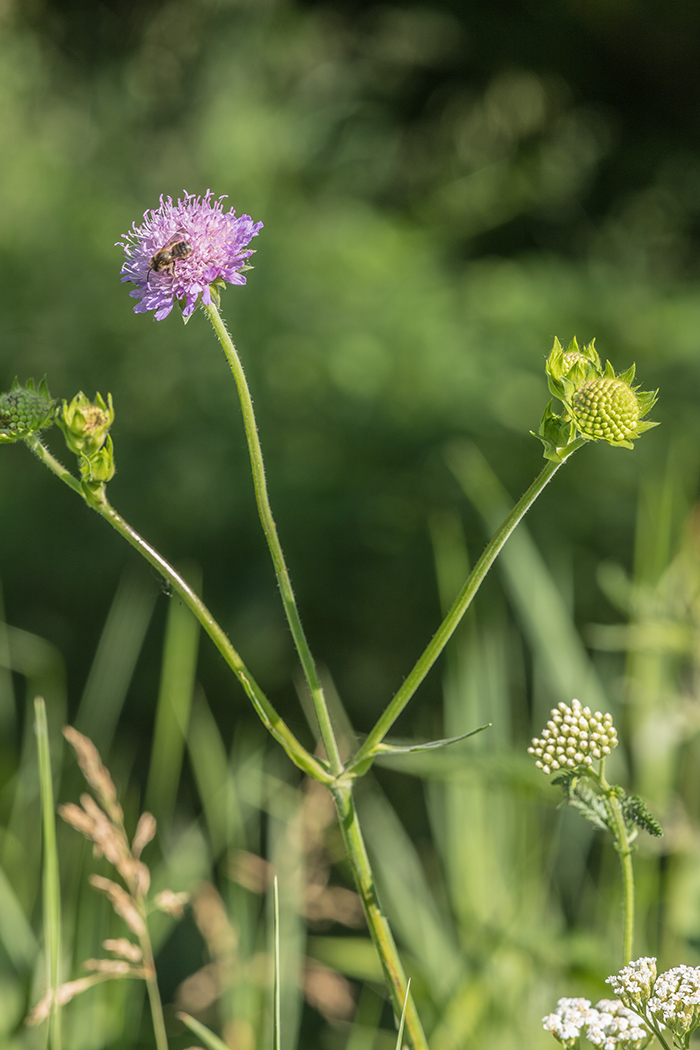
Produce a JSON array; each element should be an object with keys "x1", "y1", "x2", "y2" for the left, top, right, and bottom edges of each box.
[
  {"x1": 1, "y1": 2, "x2": 700, "y2": 1048},
  {"x1": 621, "y1": 794, "x2": 663, "y2": 839}
]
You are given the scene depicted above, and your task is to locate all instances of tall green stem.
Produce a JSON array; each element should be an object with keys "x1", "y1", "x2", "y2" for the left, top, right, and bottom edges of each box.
[
  {"x1": 350, "y1": 445, "x2": 585, "y2": 770},
  {"x1": 35, "y1": 697, "x2": 62, "y2": 1050},
  {"x1": 332, "y1": 784, "x2": 428, "y2": 1050},
  {"x1": 204, "y1": 301, "x2": 343, "y2": 776},
  {"x1": 25, "y1": 437, "x2": 331, "y2": 785},
  {"x1": 599, "y1": 763, "x2": 635, "y2": 963}
]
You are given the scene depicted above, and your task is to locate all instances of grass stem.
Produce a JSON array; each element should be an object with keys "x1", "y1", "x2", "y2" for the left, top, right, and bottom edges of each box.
[{"x1": 35, "y1": 697, "x2": 62, "y2": 1050}]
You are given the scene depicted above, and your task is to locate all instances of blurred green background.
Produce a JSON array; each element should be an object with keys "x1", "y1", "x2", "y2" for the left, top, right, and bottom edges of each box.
[{"x1": 3, "y1": 0, "x2": 700, "y2": 1047}]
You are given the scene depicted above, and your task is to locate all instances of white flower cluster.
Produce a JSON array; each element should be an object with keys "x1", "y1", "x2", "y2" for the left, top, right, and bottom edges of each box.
[
  {"x1": 586, "y1": 999, "x2": 652, "y2": 1050},
  {"x1": 542, "y1": 997, "x2": 651, "y2": 1050},
  {"x1": 606, "y1": 957, "x2": 658, "y2": 1006},
  {"x1": 646, "y1": 965, "x2": 700, "y2": 1040},
  {"x1": 543, "y1": 998, "x2": 600, "y2": 1048},
  {"x1": 529, "y1": 699, "x2": 618, "y2": 775}
]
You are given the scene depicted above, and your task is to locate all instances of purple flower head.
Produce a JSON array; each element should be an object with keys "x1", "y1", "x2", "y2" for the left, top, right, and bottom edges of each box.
[{"x1": 118, "y1": 191, "x2": 263, "y2": 320}]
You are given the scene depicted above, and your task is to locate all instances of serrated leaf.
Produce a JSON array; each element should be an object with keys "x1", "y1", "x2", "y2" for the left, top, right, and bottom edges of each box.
[
  {"x1": 568, "y1": 791, "x2": 612, "y2": 833},
  {"x1": 622, "y1": 794, "x2": 663, "y2": 838}
]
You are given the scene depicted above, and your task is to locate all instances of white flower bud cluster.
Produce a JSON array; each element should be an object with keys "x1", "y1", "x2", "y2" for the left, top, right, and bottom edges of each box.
[
  {"x1": 606, "y1": 958, "x2": 658, "y2": 1007},
  {"x1": 528, "y1": 699, "x2": 618, "y2": 775},
  {"x1": 646, "y1": 965, "x2": 700, "y2": 1040},
  {"x1": 542, "y1": 997, "x2": 652, "y2": 1050}
]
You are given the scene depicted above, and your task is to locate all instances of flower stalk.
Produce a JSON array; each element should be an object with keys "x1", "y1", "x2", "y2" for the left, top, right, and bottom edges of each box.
[
  {"x1": 348, "y1": 447, "x2": 585, "y2": 773},
  {"x1": 203, "y1": 300, "x2": 344, "y2": 777},
  {"x1": 598, "y1": 761, "x2": 636, "y2": 965},
  {"x1": 24, "y1": 436, "x2": 331, "y2": 785},
  {"x1": 332, "y1": 783, "x2": 428, "y2": 1050}
]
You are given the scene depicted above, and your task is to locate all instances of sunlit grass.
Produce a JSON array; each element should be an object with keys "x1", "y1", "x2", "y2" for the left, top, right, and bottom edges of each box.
[{"x1": 1, "y1": 446, "x2": 698, "y2": 1048}]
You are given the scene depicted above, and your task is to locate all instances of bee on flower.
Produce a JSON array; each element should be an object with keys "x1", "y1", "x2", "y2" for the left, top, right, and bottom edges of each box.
[{"x1": 118, "y1": 190, "x2": 263, "y2": 320}]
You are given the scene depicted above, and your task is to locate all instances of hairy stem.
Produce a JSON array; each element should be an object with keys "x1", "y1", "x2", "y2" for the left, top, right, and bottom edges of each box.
[
  {"x1": 332, "y1": 784, "x2": 428, "y2": 1050},
  {"x1": 26, "y1": 437, "x2": 330, "y2": 785},
  {"x1": 350, "y1": 446, "x2": 585, "y2": 770},
  {"x1": 599, "y1": 763, "x2": 635, "y2": 963},
  {"x1": 204, "y1": 301, "x2": 343, "y2": 775}
]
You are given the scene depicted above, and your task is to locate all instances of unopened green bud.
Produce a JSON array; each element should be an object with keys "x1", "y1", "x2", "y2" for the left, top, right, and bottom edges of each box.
[
  {"x1": 58, "y1": 392, "x2": 114, "y2": 457},
  {"x1": 573, "y1": 378, "x2": 639, "y2": 443},
  {"x1": 546, "y1": 337, "x2": 603, "y2": 404},
  {"x1": 570, "y1": 364, "x2": 657, "y2": 449},
  {"x1": 80, "y1": 435, "x2": 115, "y2": 487},
  {"x1": 538, "y1": 338, "x2": 658, "y2": 456},
  {"x1": 0, "y1": 379, "x2": 55, "y2": 443}
]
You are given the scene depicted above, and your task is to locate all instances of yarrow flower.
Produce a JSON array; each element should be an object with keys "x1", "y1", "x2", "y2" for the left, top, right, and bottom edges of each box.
[
  {"x1": 543, "y1": 997, "x2": 599, "y2": 1048},
  {"x1": 528, "y1": 699, "x2": 618, "y2": 776},
  {"x1": 542, "y1": 995, "x2": 652, "y2": 1050},
  {"x1": 645, "y1": 965, "x2": 700, "y2": 1042},
  {"x1": 118, "y1": 191, "x2": 263, "y2": 320},
  {"x1": 585, "y1": 1000, "x2": 652, "y2": 1050},
  {"x1": 606, "y1": 958, "x2": 658, "y2": 1008}
]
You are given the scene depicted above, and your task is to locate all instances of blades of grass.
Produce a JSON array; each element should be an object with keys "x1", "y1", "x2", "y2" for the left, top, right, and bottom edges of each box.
[
  {"x1": 187, "y1": 690, "x2": 245, "y2": 856},
  {"x1": 429, "y1": 511, "x2": 520, "y2": 929},
  {"x1": 35, "y1": 696, "x2": 62, "y2": 1050},
  {"x1": 1, "y1": 632, "x2": 65, "y2": 926},
  {"x1": 0, "y1": 581, "x2": 16, "y2": 736},
  {"x1": 306, "y1": 936, "x2": 382, "y2": 983},
  {"x1": 395, "y1": 978, "x2": 410, "y2": 1050},
  {"x1": 274, "y1": 875, "x2": 281, "y2": 1050},
  {"x1": 447, "y1": 442, "x2": 609, "y2": 718},
  {"x1": 75, "y1": 569, "x2": 157, "y2": 752},
  {"x1": 178, "y1": 1011, "x2": 232, "y2": 1050},
  {"x1": 359, "y1": 783, "x2": 463, "y2": 1003},
  {"x1": 268, "y1": 776, "x2": 305, "y2": 1050},
  {"x1": 0, "y1": 861, "x2": 38, "y2": 971},
  {"x1": 146, "y1": 567, "x2": 201, "y2": 825},
  {"x1": 625, "y1": 457, "x2": 690, "y2": 804},
  {"x1": 344, "y1": 983, "x2": 385, "y2": 1050}
]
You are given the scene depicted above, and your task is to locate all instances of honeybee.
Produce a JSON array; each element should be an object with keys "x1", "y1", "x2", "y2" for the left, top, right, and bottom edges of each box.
[{"x1": 147, "y1": 233, "x2": 192, "y2": 284}]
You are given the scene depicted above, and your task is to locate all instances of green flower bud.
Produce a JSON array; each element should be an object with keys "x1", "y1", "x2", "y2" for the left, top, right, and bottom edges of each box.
[
  {"x1": 80, "y1": 435, "x2": 116, "y2": 487},
  {"x1": 58, "y1": 392, "x2": 114, "y2": 457},
  {"x1": 537, "y1": 338, "x2": 658, "y2": 457},
  {"x1": 0, "y1": 379, "x2": 55, "y2": 443},
  {"x1": 570, "y1": 363, "x2": 657, "y2": 449},
  {"x1": 546, "y1": 336, "x2": 603, "y2": 405},
  {"x1": 573, "y1": 377, "x2": 639, "y2": 442}
]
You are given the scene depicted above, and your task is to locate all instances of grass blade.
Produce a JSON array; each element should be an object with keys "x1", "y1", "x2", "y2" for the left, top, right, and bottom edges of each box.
[
  {"x1": 146, "y1": 566, "x2": 201, "y2": 825},
  {"x1": 178, "y1": 1011, "x2": 232, "y2": 1050},
  {"x1": 274, "y1": 874, "x2": 281, "y2": 1050},
  {"x1": 395, "y1": 978, "x2": 411, "y2": 1050},
  {"x1": 35, "y1": 696, "x2": 62, "y2": 1050}
]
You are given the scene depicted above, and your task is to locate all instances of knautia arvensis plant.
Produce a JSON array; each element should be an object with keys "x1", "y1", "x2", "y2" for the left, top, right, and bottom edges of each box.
[{"x1": 2, "y1": 188, "x2": 663, "y2": 1050}]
